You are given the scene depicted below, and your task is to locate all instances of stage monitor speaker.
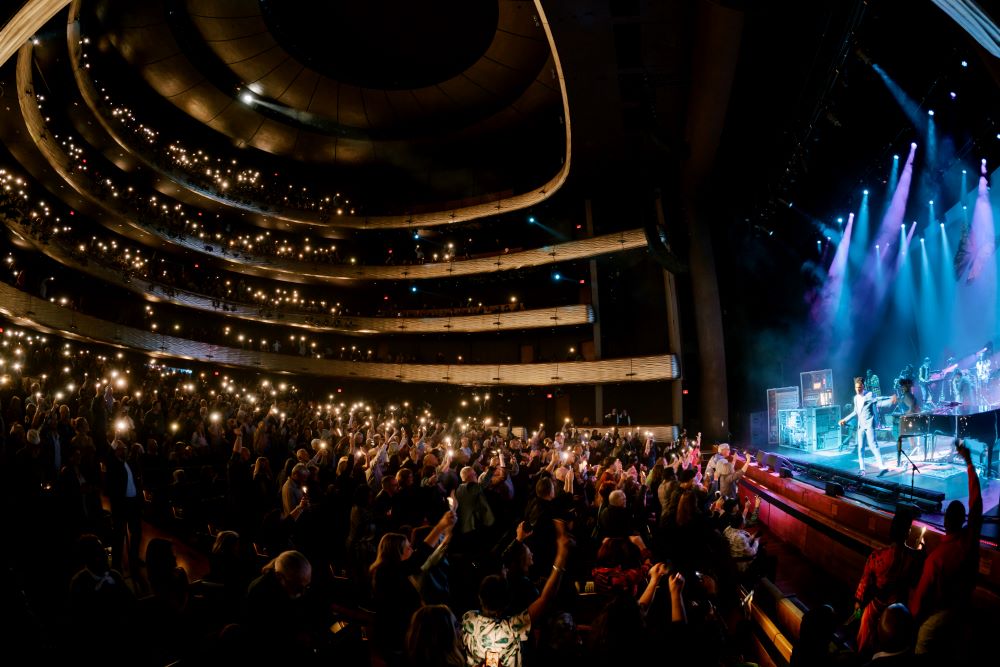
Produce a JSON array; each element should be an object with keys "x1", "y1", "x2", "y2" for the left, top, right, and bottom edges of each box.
[
  {"x1": 762, "y1": 453, "x2": 778, "y2": 471},
  {"x1": 779, "y1": 464, "x2": 793, "y2": 478},
  {"x1": 825, "y1": 482, "x2": 844, "y2": 497}
]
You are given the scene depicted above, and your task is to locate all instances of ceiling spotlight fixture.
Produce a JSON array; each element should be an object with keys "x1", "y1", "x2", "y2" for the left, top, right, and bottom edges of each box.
[{"x1": 240, "y1": 91, "x2": 254, "y2": 105}]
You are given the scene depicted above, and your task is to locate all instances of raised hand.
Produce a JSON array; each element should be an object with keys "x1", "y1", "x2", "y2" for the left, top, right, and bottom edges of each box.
[
  {"x1": 668, "y1": 572, "x2": 685, "y2": 596},
  {"x1": 955, "y1": 439, "x2": 972, "y2": 464},
  {"x1": 516, "y1": 520, "x2": 533, "y2": 542}
]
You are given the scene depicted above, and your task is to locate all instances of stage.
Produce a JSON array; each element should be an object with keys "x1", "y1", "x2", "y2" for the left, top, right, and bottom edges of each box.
[{"x1": 764, "y1": 436, "x2": 1000, "y2": 540}]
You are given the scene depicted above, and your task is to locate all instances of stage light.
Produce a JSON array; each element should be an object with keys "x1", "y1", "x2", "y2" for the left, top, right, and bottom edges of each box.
[
  {"x1": 863, "y1": 190, "x2": 869, "y2": 195},
  {"x1": 940, "y1": 223, "x2": 945, "y2": 227},
  {"x1": 410, "y1": 285, "x2": 417, "y2": 293},
  {"x1": 929, "y1": 200, "x2": 934, "y2": 205},
  {"x1": 893, "y1": 154, "x2": 899, "y2": 160},
  {"x1": 961, "y1": 60, "x2": 968, "y2": 67},
  {"x1": 949, "y1": 92, "x2": 957, "y2": 99},
  {"x1": 553, "y1": 272, "x2": 561, "y2": 281},
  {"x1": 911, "y1": 142, "x2": 917, "y2": 148},
  {"x1": 927, "y1": 109, "x2": 934, "y2": 116},
  {"x1": 837, "y1": 217, "x2": 844, "y2": 223},
  {"x1": 240, "y1": 92, "x2": 253, "y2": 104},
  {"x1": 920, "y1": 237, "x2": 924, "y2": 243},
  {"x1": 528, "y1": 216, "x2": 536, "y2": 224}
]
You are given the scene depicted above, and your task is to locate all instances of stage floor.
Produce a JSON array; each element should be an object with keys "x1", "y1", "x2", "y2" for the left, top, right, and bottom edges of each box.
[{"x1": 771, "y1": 436, "x2": 999, "y2": 539}]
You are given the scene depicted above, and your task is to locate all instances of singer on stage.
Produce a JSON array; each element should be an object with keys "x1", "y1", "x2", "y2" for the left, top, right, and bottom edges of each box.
[{"x1": 840, "y1": 376, "x2": 897, "y2": 475}]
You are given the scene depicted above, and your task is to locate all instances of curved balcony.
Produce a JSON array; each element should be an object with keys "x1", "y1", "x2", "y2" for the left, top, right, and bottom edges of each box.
[
  {"x1": 17, "y1": 44, "x2": 641, "y2": 284},
  {"x1": 0, "y1": 281, "x2": 677, "y2": 385},
  {"x1": 5, "y1": 212, "x2": 594, "y2": 334}
]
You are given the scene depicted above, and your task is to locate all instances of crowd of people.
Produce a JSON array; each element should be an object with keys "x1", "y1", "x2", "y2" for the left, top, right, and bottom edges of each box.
[
  {"x1": 0, "y1": 325, "x2": 738, "y2": 666},
  {"x1": 0, "y1": 323, "x2": 990, "y2": 666}
]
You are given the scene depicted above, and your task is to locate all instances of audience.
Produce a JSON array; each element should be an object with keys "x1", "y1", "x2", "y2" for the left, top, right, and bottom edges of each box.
[{"x1": 0, "y1": 330, "x2": 992, "y2": 667}]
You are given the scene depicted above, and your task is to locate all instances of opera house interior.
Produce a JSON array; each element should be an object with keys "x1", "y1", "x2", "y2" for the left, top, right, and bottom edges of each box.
[{"x1": 0, "y1": 1, "x2": 998, "y2": 665}]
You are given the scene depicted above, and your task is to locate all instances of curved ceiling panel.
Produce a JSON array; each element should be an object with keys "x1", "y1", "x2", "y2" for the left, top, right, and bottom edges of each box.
[{"x1": 67, "y1": 0, "x2": 571, "y2": 222}]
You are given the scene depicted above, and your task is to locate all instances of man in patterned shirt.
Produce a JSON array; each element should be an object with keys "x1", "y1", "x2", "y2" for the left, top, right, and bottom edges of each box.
[{"x1": 462, "y1": 527, "x2": 570, "y2": 667}]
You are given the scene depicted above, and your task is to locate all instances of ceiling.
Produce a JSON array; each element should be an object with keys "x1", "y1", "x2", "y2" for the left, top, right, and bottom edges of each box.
[{"x1": 83, "y1": 0, "x2": 567, "y2": 211}]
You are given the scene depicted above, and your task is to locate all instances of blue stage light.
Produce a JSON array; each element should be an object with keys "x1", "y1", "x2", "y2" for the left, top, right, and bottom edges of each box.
[
  {"x1": 410, "y1": 285, "x2": 417, "y2": 293},
  {"x1": 528, "y1": 216, "x2": 536, "y2": 224},
  {"x1": 927, "y1": 109, "x2": 935, "y2": 116},
  {"x1": 413, "y1": 233, "x2": 419, "y2": 240},
  {"x1": 929, "y1": 200, "x2": 934, "y2": 205},
  {"x1": 961, "y1": 60, "x2": 968, "y2": 67},
  {"x1": 837, "y1": 217, "x2": 844, "y2": 224},
  {"x1": 893, "y1": 154, "x2": 899, "y2": 160},
  {"x1": 949, "y1": 92, "x2": 957, "y2": 99},
  {"x1": 940, "y1": 223, "x2": 945, "y2": 228},
  {"x1": 920, "y1": 237, "x2": 924, "y2": 243},
  {"x1": 863, "y1": 189, "x2": 869, "y2": 195},
  {"x1": 552, "y1": 272, "x2": 561, "y2": 281}
]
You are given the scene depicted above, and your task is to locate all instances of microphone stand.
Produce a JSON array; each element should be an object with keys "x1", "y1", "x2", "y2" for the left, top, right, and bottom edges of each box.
[{"x1": 899, "y1": 445, "x2": 922, "y2": 503}]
